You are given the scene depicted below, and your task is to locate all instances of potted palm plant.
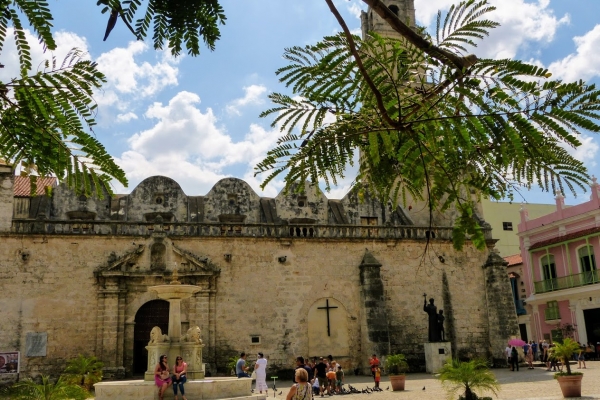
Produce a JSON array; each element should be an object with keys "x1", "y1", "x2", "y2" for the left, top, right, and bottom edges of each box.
[
  {"x1": 553, "y1": 338, "x2": 583, "y2": 397},
  {"x1": 385, "y1": 354, "x2": 409, "y2": 391},
  {"x1": 438, "y1": 358, "x2": 499, "y2": 400}
]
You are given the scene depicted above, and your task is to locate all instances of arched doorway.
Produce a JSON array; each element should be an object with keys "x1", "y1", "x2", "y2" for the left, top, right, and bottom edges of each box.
[
  {"x1": 307, "y1": 298, "x2": 350, "y2": 358},
  {"x1": 133, "y1": 299, "x2": 169, "y2": 375}
]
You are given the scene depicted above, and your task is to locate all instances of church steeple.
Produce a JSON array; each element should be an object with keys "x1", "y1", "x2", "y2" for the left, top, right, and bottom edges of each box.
[{"x1": 360, "y1": 0, "x2": 416, "y2": 39}]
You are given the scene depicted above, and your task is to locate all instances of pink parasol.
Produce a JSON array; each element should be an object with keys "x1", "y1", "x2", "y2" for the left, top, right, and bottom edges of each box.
[{"x1": 508, "y1": 338, "x2": 527, "y2": 346}]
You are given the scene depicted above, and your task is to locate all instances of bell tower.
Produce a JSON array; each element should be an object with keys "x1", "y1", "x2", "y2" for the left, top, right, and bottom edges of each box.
[{"x1": 360, "y1": 0, "x2": 416, "y2": 39}]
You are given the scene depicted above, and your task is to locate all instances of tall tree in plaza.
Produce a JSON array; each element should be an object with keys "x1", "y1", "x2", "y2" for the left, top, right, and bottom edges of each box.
[{"x1": 256, "y1": 0, "x2": 600, "y2": 249}]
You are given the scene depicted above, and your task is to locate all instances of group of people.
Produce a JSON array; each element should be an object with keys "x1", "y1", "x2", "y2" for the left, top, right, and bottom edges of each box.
[
  {"x1": 153, "y1": 354, "x2": 188, "y2": 400},
  {"x1": 296, "y1": 355, "x2": 345, "y2": 397},
  {"x1": 505, "y1": 339, "x2": 598, "y2": 373}
]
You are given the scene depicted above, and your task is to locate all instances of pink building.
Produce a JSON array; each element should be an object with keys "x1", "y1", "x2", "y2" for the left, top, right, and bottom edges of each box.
[{"x1": 518, "y1": 179, "x2": 600, "y2": 345}]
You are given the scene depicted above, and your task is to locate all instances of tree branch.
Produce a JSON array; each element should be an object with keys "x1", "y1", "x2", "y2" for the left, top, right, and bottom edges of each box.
[
  {"x1": 324, "y1": 0, "x2": 398, "y2": 128},
  {"x1": 361, "y1": 0, "x2": 478, "y2": 70}
]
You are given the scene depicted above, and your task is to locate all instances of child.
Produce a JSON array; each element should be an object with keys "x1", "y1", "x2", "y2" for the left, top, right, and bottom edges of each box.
[
  {"x1": 374, "y1": 366, "x2": 381, "y2": 389},
  {"x1": 335, "y1": 365, "x2": 344, "y2": 393},
  {"x1": 312, "y1": 378, "x2": 320, "y2": 396}
]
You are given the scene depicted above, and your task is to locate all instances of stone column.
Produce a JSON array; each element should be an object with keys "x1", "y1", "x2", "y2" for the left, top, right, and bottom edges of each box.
[
  {"x1": 570, "y1": 299, "x2": 587, "y2": 344},
  {"x1": 482, "y1": 250, "x2": 519, "y2": 364},
  {"x1": 168, "y1": 299, "x2": 183, "y2": 341},
  {"x1": 359, "y1": 250, "x2": 390, "y2": 365}
]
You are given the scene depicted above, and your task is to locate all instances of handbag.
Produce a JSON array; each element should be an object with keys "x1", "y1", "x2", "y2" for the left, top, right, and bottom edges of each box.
[{"x1": 251, "y1": 370, "x2": 257, "y2": 380}]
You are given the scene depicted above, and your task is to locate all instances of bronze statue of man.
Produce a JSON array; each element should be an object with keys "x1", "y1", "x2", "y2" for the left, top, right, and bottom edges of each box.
[{"x1": 423, "y1": 294, "x2": 440, "y2": 342}]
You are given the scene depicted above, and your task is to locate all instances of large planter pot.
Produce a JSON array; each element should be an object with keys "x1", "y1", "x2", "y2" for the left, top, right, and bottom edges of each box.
[
  {"x1": 556, "y1": 374, "x2": 583, "y2": 398},
  {"x1": 389, "y1": 375, "x2": 406, "y2": 391}
]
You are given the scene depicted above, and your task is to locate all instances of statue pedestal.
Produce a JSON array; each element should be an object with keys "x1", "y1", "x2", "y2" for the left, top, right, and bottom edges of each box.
[
  {"x1": 180, "y1": 342, "x2": 205, "y2": 380},
  {"x1": 145, "y1": 343, "x2": 171, "y2": 381},
  {"x1": 144, "y1": 343, "x2": 205, "y2": 381},
  {"x1": 424, "y1": 342, "x2": 451, "y2": 373}
]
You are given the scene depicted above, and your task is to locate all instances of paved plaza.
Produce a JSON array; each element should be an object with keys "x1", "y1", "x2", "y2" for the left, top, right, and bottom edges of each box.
[{"x1": 266, "y1": 361, "x2": 600, "y2": 400}]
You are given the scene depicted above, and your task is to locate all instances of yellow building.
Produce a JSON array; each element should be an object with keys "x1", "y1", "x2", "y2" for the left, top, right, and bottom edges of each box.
[{"x1": 481, "y1": 199, "x2": 557, "y2": 257}]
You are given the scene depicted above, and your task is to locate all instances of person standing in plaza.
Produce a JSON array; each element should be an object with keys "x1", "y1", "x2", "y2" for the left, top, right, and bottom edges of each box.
[
  {"x1": 236, "y1": 352, "x2": 250, "y2": 378},
  {"x1": 369, "y1": 354, "x2": 380, "y2": 379},
  {"x1": 314, "y1": 357, "x2": 328, "y2": 397},
  {"x1": 335, "y1": 365, "x2": 344, "y2": 394},
  {"x1": 577, "y1": 347, "x2": 587, "y2": 369},
  {"x1": 525, "y1": 343, "x2": 534, "y2": 369},
  {"x1": 542, "y1": 340, "x2": 550, "y2": 362},
  {"x1": 510, "y1": 346, "x2": 519, "y2": 372},
  {"x1": 254, "y1": 352, "x2": 268, "y2": 393},
  {"x1": 531, "y1": 341, "x2": 538, "y2": 361},
  {"x1": 295, "y1": 356, "x2": 312, "y2": 384},
  {"x1": 505, "y1": 343, "x2": 512, "y2": 368},
  {"x1": 172, "y1": 356, "x2": 188, "y2": 400}
]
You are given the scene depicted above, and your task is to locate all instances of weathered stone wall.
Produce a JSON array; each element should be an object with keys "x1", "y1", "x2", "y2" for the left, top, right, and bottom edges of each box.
[{"x1": 0, "y1": 231, "x2": 492, "y2": 377}]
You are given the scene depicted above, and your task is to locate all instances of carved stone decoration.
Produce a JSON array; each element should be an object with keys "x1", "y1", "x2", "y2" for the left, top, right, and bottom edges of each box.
[
  {"x1": 182, "y1": 326, "x2": 203, "y2": 345},
  {"x1": 148, "y1": 326, "x2": 169, "y2": 345}
]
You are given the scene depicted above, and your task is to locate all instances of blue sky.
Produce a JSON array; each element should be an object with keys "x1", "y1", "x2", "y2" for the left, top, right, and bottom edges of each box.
[{"x1": 2, "y1": 0, "x2": 600, "y2": 204}]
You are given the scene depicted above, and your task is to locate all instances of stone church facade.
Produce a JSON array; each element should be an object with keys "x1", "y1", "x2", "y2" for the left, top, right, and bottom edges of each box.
[
  {"x1": 0, "y1": 162, "x2": 518, "y2": 378},
  {"x1": 0, "y1": 1, "x2": 519, "y2": 379}
]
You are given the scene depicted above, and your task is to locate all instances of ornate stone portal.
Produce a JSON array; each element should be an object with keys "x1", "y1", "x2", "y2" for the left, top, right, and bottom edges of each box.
[{"x1": 145, "y1": 269, "x2": 206, "y2": 381}]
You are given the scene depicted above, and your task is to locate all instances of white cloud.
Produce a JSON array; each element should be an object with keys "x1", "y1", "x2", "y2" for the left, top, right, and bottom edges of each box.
[
  {"x1": 562, "y1": 134, "x2": 600, "y2": 169},
  {"x1": 415, "y1": 0, "x2": 569, "y2": 59},
  {"x1": 0, "y1": 28, "x2": 91, "y2": 84},
  {"x1": 116, "y1": 112, "x2": 138, "y2": 123},
  {"x1": 116, "y1": 90, "x2": 284, "y2": 195},
  {"x1": 225, "y1": 85, "x2": 267, "y2": 116},
  {"x1": 548, "y1": 24, "x2": 600, "y2": 82},
  {"x1": 347, "y1": 2, "x2": 364, "y2": 19},
  {"x1": 95, "y1": 41, "x2": 179, "y2": 96}
]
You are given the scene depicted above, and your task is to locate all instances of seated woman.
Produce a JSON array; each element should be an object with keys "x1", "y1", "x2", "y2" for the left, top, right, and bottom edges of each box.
[
  {"x1": 154, "y1": 354, "x2": 172, "y2": 400},
  {"x1": 172, "y1": 356, "x2": 188, "y2": 400}
]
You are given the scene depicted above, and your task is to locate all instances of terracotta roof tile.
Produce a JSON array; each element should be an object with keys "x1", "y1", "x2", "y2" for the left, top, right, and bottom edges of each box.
[
  {"x1": 529, "y1": 226, "x2": 600, "y2": 250},
  {"x1": 13, "y1": 176, "x2": 58, "y2": 197},
  {"x1": 504, "y1": 253, "x2": 522, "y2": 266}
]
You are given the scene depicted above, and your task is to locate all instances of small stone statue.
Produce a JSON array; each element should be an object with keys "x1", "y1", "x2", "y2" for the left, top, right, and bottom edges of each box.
[
  {"x1": 437, "y1": 310, "x2": 445, "y2": 342},
  {"x1": 182, "y1": 326, "x2": 203, "y2": 345},
  {"x1": 423, "y1": 294, "x2": 440, "y2": 342},
  {"x1": 148, "y1": 326, "x2": 169, "y2": 345}
]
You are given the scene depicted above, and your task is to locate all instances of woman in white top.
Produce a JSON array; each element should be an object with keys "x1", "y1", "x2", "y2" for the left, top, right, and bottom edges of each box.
[{"x1": 254, "y1": 352, "x2": 268, "y2": 394}]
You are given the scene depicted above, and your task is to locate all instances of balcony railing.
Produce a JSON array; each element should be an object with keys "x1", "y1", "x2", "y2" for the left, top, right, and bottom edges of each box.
[
  {"x1": 534, "y1": 270, "x2": 600, "y2": 294},
  {"x1": 9, "y1": 218, "x2": 478, "y2": 241},
  {"x1": 544, "y1": 307, "x2": 561, "y2": 321}
]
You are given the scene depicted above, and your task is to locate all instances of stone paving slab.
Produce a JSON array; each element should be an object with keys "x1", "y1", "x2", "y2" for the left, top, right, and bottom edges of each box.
[{"x1": 265, "y1": 361, "x2": 600, "y2": 400}]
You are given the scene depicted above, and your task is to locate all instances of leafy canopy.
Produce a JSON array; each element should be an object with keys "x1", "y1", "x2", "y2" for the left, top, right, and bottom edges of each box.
[
  {"x1": 256, "y1": 0, "x2": 600, "y2": 250},
  {"x1": 0, "y1": 0, "x2": 225, "y2": 196},
  {"x1": 97, "y1": 0, "x2": 226, "y2": 56}
]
